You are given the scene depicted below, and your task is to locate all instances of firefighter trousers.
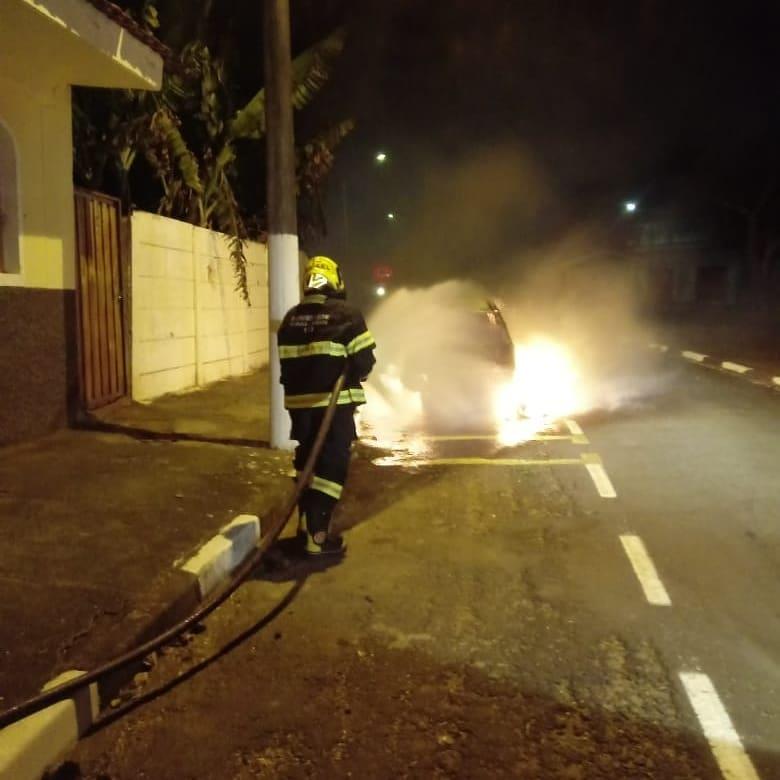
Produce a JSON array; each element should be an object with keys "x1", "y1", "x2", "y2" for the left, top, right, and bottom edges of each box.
[{"x1": 290, "y1": 404, "x2": 357, "y2": 536}]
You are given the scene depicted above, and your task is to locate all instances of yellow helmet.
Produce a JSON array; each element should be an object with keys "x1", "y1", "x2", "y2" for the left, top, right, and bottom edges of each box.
[{"x1": 303, "y1": 255, "x2": 345, "y2": 293}]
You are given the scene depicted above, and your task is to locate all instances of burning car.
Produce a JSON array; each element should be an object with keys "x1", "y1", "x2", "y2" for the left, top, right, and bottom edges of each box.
[{"x1": 405, "y1": 299, "x2": 516, "y2": 432}]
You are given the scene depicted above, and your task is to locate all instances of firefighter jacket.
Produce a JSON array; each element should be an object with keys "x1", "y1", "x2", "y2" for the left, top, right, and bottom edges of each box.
[{"x1": 278, "y1": 292, "x2": 376, "y2": 409}]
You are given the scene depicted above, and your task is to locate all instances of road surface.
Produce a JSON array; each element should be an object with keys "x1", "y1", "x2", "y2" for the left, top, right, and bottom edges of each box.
[{"x1": 61, "y1": 357, "x2": 779, "y2": 779}]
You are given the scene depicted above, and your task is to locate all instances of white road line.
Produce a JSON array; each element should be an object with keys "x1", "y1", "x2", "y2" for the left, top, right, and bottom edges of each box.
[
  {"x1": 682, "y1": 350, "x2": 708, "y2": 362},
  {"x1": 619, "y1": 535, "x2": 671, "y2": 606},
  {"x1": 772, "y1": 376, "x2": 780, "y2": 387},
  {"x1": 679, "y1": 672, "x2": 760, "y2": 780},
  {"x1": 721, "y1": 361, "x2": 753, "y2": 374},
  {"x1": 649, "y1": 343, "x2": 669, "y2": 352},
  {"x1": 581, "y1": 454, "x2": 617, "y2": 498},
  {"x1": 565, "y1": 419, "x2": 584, "y2": 436}
]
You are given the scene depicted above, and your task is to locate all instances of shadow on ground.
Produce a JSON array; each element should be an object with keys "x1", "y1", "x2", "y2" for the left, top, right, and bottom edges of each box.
[{"x1": 87, "y1": 369, "x2": 270, "y2": 445}]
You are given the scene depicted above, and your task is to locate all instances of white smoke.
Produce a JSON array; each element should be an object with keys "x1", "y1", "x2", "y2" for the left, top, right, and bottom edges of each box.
[{"x1": 359, "y1": 280, "x2": 508, "y2": 440}]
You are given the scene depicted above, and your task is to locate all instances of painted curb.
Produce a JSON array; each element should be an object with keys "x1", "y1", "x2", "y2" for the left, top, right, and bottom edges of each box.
[
  {"x1": 0, "y1": 671, "x2": 98, "y2": 780},
  {"x1": 650, "y1": 342, "x2": 779, "y2": 392},
  {"x1": 0, "y1": 514, "x2": 261, "y2": 779},
  {"x1": 721, "y1": 361, "x2": 752, "y2": 374},
  {"x1": 181, "y1": 514, "x2": 260, "y2": 598}
]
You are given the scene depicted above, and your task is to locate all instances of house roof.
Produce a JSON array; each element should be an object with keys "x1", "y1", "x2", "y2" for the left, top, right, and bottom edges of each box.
[
  {"x1": 1, "y1": 0, "x2": 165, "y2": 90},
  {"x1": 83, "y1": 0, "x2": 170, "y2": 60}
]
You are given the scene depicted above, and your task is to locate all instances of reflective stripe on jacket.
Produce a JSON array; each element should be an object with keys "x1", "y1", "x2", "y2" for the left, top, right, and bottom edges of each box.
[{"x1": 277, "y1": 293, "x2": 376, "y2": 410}]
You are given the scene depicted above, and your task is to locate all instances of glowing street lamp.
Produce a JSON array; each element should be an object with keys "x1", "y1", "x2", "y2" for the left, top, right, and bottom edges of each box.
[
  {"x1": 623, "y1": 200, "x2": 638, "y2": 214},
  {"x1": 386, "y1": 212, "x2": 396, "y2": 221},
  {"x1": 376, "y1": 286, "x2": 386, "y2": 297},
  {"x1": 375, "y1": 151, "x2": 388, "y2": 164}
]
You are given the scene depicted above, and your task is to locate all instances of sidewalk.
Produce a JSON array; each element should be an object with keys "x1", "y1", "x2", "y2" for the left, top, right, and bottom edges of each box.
[
  {"x1": 91, "y1": 368, "x2": 270, "y2": 444},
  {"x1": 648, "y1": 310, "x2": 780, "y2": 389},
  {"x1": 0, "y1": 369, "x2": 288, "y2": 717},
  {"x1": 650, "y1": 309, "x2": 780, "y2": 378}
]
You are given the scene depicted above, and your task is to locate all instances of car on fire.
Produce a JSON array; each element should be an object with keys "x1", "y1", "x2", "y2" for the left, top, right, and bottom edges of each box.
[{"x1": 410, "y1": 299, "x2": 515, "y2": 431}]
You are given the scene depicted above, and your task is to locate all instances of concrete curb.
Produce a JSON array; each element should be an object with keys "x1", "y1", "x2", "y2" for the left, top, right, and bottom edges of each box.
[
  {"x1": 180, "y1": 514, "x2": 260, "y2": 599},
  {"x1": 0, "y1": 514, "x2": 260, "y2": 780},
  {"x1": 649, "y1": 343, "x2": 780, "y2": 393}
]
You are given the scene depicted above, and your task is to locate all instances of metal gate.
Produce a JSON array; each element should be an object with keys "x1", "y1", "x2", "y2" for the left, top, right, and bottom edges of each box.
[{"x1": 74, "y1": 189, "x2": 127, "y2": 410}]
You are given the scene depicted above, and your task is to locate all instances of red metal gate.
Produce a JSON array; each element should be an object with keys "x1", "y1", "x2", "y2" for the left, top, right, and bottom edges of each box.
[{"x1": 74, "y1": 189, "x2": 127, "y2": 410}]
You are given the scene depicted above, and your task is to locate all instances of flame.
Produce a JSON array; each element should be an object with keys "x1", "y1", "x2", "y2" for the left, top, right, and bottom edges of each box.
[
  {"x1": 494, "y1": 339, "x2": 583, "y2": 445},
  {"x1": 360, "y1": 339, "x2": 585, "y2": 460}
]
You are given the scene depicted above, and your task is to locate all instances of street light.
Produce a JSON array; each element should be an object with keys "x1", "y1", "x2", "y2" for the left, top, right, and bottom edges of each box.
[
  {"x1": 375, "y1": 151, "x2": 387, "y2": 164},
  {"x1": 623, "y1": 200, "x2": 638, "y2": 214},
  {"x1": 386, "y1": 212, "x2": 395, "y2": 221},
  {"x1": 376, "y1": 285, "x2": 386, "y2": 297}
]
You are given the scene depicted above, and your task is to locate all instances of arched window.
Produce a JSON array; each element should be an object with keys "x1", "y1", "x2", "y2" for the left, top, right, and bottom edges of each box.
[{"x1": 0, "y1": 120, "x2": 20, "y2": 274}]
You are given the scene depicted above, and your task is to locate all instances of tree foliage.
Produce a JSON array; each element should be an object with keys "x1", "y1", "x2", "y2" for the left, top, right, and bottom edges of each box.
[{"x1": 73, "y1": 4, "x2": 353, "y2": 302}]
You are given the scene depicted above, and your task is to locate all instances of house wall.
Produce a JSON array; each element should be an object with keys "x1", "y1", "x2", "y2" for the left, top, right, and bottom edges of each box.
[
  {"x1": 0, "y1": 76, "x2": 78, "y2": 445},
  {"x1": 0, "y1": 0, "x2": 162, "y2": 446},
  {"x1": 0, "y1": 76, "x2": 75, "y2": 290},
  {"x1": 131, "y1": 212, "x2": 269, "y2": 401}
]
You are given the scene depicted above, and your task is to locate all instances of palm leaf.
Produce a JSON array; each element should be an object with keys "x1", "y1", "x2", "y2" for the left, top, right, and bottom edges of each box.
[
  {"x1": 230, "y1": 28, "x2": 346, "y2": 141},
  {"x1": 291, "y1": 27, "x2": 345, "y2": 109},
  {"x1": 151, "y1": 109, "x2": 203, "y2": 194},
  {"x1": 310, "y1": 118, "x2": 355, "y2": 150}
]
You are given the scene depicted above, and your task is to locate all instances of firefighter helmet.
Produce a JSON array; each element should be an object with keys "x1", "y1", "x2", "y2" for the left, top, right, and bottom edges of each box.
[{"x1": 303, "y1": 255, "x2": 345, "y2": 293}]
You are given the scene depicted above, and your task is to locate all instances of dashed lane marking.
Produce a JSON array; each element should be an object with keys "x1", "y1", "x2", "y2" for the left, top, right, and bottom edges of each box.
[
  {"x1": 581, "y1": 453, "x2": 617, "y2": 498},
  {"x1": 682, "y1": 350, "x2": 708, "y2": 362},
  {"x1": 565, "y1": 419, "x2": 584, "y2": 436},
  {"x1": 679, "y1": 672, "x2": 761, "y2": 780},
  {"x1": 619, "y1": 535, "x2": 671, "y2": 606}
]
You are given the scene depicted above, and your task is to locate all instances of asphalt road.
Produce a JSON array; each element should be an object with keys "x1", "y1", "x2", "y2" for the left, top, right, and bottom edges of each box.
[
  {"x1": 555, "y1": 360, "x2": 780, "y2": 780},
  {"x1": 61, "y1": 356, "x2": 779, "y2": 779}
]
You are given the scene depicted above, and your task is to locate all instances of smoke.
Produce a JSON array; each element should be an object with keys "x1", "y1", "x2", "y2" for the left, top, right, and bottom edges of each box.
[
  {"x1": 358, "y1": 147, "x2": 670, "y2": 439},
  {"x1": 384, "y1": 146, "x2": 553, "y2": 286},
  {"x1": 359, "y1": 280, "x2": 510, "y2": 438},
  {"x1": 496, "y1": 230, "x2": 669, "y2": 415}
]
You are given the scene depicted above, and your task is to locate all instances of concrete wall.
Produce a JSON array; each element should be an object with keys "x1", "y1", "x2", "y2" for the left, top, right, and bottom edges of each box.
[{"x1": 131, "y1": 212, "x2": 269, "y2": 401}]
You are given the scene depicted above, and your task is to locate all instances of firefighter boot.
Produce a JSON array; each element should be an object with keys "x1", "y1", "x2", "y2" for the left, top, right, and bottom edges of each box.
[{"x1": 301, "y1": 506, "x2": 345, "y2": 556}]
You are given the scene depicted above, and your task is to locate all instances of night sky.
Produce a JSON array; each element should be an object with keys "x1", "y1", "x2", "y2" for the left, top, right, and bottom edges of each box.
[{"x1": 301, "y1": 0, "x2": 780, "y2": 292}]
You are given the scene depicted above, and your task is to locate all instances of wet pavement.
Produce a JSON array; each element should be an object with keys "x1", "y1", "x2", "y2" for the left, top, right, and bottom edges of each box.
[
  {"x1": 58, "y1": 355, "x2": 779, "y2": 778},
  {"x1": 0, "y1": 369, "x2": 287, "y2": 712}
]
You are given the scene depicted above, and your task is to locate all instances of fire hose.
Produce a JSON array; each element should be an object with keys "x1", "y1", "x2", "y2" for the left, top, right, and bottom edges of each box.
[{"x1": 0, "y1": 371, "x2": 347, "y2": 731}]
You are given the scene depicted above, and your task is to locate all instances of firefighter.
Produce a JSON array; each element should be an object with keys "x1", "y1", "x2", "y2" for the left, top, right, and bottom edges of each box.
[{"x1": 278, "y1": 256, "x2": 376, "y2": 555}]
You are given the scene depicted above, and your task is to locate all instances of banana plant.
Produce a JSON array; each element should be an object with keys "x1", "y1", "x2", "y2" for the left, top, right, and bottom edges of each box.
[
  {"x1": 297, "y1": 119, "x2": 356, "y2": 244},
  {"x1": 151, "y1": 30, "x2": 346, "y2": 299},
  {"x1": 73, "y1": 16, "x2": 348, "y2": 302}
]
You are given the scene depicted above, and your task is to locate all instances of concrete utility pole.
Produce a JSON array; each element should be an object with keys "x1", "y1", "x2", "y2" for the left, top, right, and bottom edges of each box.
[{"x1": 264, "y1": 0, "x2": 299, "y2": 450}]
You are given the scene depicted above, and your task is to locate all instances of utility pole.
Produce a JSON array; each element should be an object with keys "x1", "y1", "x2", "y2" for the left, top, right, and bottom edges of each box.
[{"x1": 264, "y1": 0, "x2": 299, "y2": 450}]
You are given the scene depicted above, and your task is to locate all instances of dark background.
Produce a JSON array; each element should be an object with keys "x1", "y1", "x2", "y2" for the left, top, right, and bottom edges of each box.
[
  {"x1": 117, "y1": 0, "x2": 780, "y2": 301},
  {"x1": 295, "y1": 0, "x2": 780, "y2": 297}
]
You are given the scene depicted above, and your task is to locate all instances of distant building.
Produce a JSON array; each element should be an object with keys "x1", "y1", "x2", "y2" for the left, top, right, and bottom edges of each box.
[
  {"x1": 0, "y1": 0, "x2": 163, "y2": 445},
  {"x1": 631, "y1": 208, "x2": 740, "y2": 310}
]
